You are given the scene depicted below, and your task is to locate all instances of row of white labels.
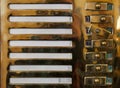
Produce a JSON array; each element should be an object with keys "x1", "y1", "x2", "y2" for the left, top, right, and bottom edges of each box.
[
  {"x1": 9, "y1": 3, "x2": 73, "y2": 85},
  {"x1": 9, "y1": 39, "x2": 72, "y2": 60},
  {"x1": 9, "y1": 4, "x2": 72, "y2": 22}
]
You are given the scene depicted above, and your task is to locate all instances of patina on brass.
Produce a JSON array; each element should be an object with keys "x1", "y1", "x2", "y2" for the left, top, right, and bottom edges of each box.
[{"x1": 0, "y1": 0, "x2": 120, "y2": 88}]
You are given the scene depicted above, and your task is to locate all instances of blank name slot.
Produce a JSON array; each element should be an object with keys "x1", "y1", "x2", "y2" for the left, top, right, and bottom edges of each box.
[
  {"x1": 9, "y1": 53, "x2": 72, "y2": 60},
  {"x1": 9, "y1": 41, "x2": 72, "y2": 47},
  {"x1": 10, "y1": 65, "x2": 72, "y2": 72},
  {"x1": 10, "y1": 28, "x2": 72, "y2": 34},
  {"x1": 10, "y1": 78, "x2": 72, "y2": 85},
  {"x1": 9, "y1": 16, "x2": 72, "y2": 22},
  {"x1": 9, "y1": 4, "x2": 73, "y2": 10}
]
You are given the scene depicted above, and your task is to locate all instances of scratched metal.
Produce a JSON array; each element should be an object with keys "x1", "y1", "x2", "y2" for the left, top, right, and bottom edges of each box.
[
  {"x1": 1, "y1": 0, "x2": 120, "y2": 88},
  {"x1": 10, "y1": 10, "x2": 72, "y2": 16}
]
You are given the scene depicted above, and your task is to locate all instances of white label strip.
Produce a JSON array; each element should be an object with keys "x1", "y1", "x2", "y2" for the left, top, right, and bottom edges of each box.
[
  {"x1": 9, "y1": 4, "x2": 73, "y2": 10},
  {"x1": 9, "y1": 53, "x2": 72, "y2": 59},
  {"x1": 10, "y1": 28, "x2": 72, "y2": 34},
  {"x1": 10, "y1": 78, "x2": 72, "y2": 85},
  {"x1": 9, "y1": 16, "x2": 72, "y2": 22},
  {"x1": 10, "y1": 65, "x2": 72, "y2": 72},
  {"x1": 9, "y1": 41, "x2": 72, "y2": 47}
]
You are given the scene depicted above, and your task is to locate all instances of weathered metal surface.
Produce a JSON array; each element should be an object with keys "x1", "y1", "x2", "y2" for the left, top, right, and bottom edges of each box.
[{"x1": 0, "y1": 0, "x2": 120, "y2": 88}]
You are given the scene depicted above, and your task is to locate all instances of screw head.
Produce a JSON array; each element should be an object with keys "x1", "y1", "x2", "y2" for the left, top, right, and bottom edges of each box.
[
  {"x1": 95, "y1": 53, "x2": 100, "y2": 58},
  {"x1": 95, "y1": 29, "x2": 101, "y2": 33},
  {"x1": 101, "y1": 41, "x2": 107, "y2": 46},
  {"x1": 100, "y1": 16, "x2": 106, "y2": 22},
  {"x1": 94, "y1": 78, "x2": 100, "y2": 83},
  {"x1": 96, "y1": 66, "x2": 101, "y2": 71},
  {"x1": 95, "y1": 3, "x2": 101, "y2": 9}
]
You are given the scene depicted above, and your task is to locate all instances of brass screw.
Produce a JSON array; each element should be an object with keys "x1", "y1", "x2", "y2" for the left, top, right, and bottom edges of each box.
[
  {"x1": 95, "y1": 3, "x2": 101, "y2": 9},
  {"x1": 94, "y1": 78, "x2": 100, "y2": 83},
  {"x1": 95, "y1": 29, "x2": 101, "y2": 33},
  {"x1": 101, "y1": 41, "x2": 107, "y2": 46},
  {"x1": 95, "y1": 53, "x2": 100, "y2": 58},
  {"x1": 96, "y1": 66, "x2": 101, "y2": 71},
  {"x1": 100, "y1": 16, "x2": 106, "y2": 22}
]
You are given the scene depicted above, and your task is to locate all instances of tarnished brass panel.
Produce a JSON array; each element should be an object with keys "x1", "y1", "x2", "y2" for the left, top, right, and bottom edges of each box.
[{"x1": 1, "y1": 0, "x2": 120, "y2": 88}]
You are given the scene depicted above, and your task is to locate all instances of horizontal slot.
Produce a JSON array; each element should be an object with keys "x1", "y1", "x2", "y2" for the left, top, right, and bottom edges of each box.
[
  {"x1": 9, "y1": 23, "x2": 71, "y2": 28},
  {"x1": 10, "y1": 35, "x2": 74, "y2": 40},
  {"x1": 11, "y1": 10, "x2": 72, "y2": 16},
  {"x1": 14, "y1": 60, "x2": 72, "y2": 65},
  {"x1": 9, "y1": 72, "x2": 72, "y2": 77},
  {"x1": 10, "y1": 28, "x2": 72, "y2": 34},
  {"x1": 10, "y1": 48, "x2": 72, "y2": 53},
  {"x1": 9, "y1": 4, "x2": 73, "y2": 10},
  {"x1": 9, "y1": 53, "x2": 72, "y2": 60},
  {"x1": 9, "y1": 41, "x2": 72, "y2": 47},
  {"x1": 10, "y1": 78, "x2": 72, "y2": 85},
  {"x1": 9, "y1": 16, "x2": 72, "y2": 22},
  {"x1": 10, "y1": 65, "x2": 72, "y2": 72}
]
